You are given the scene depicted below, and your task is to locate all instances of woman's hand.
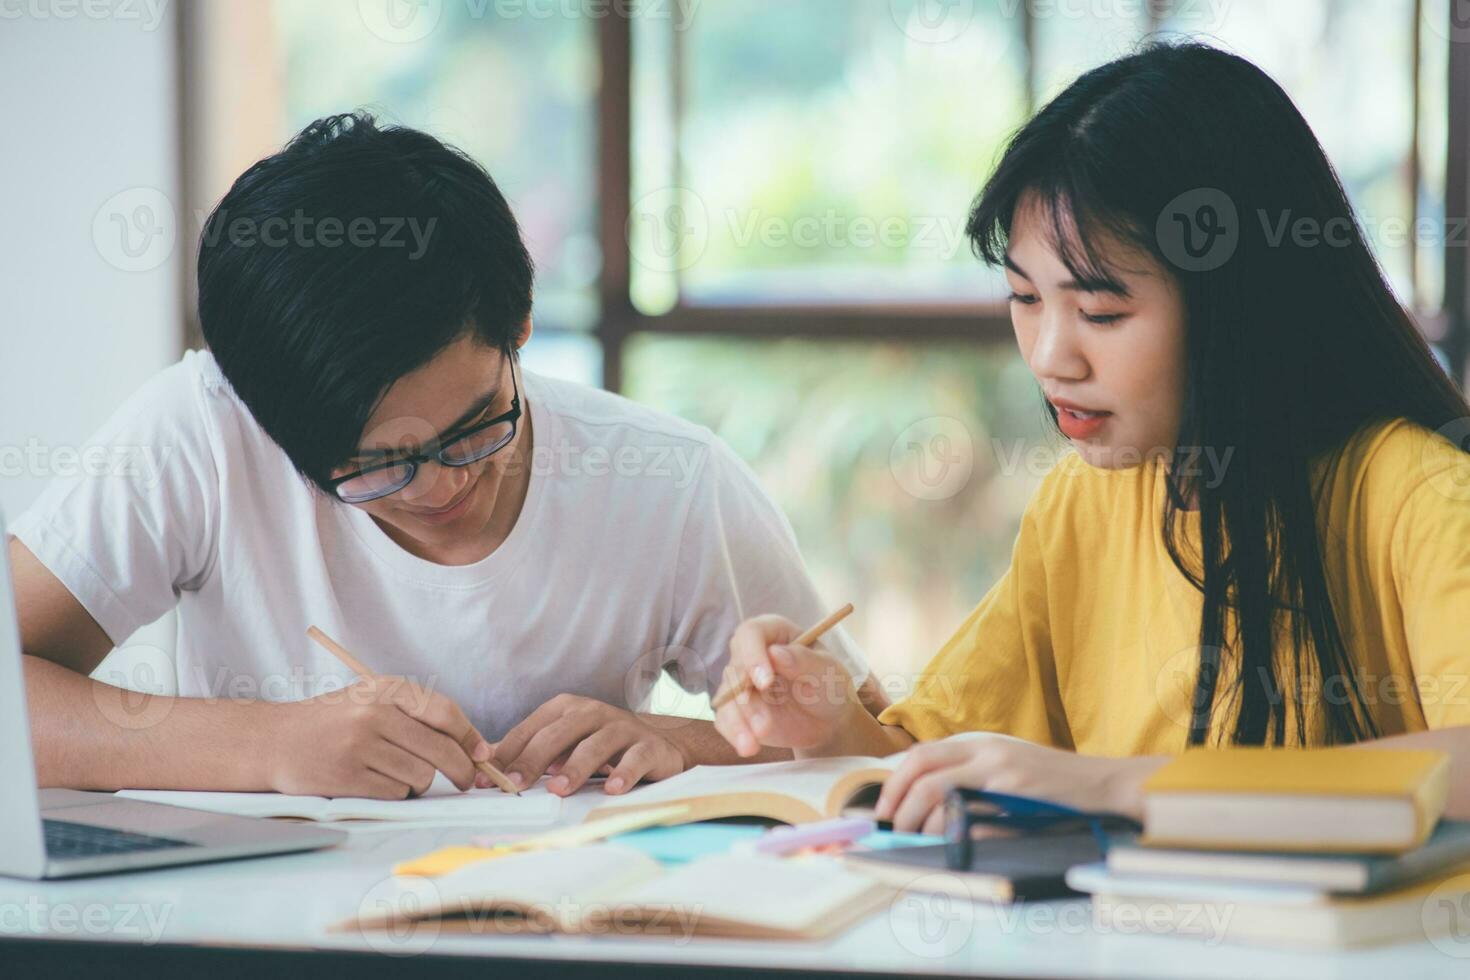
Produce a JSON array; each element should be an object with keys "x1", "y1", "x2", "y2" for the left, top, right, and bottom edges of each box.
[
  {"x1": 713, "y1": 614, "x2": 867, "y2": 756},
  {"x1": 264, "y1": 676, "x2": 493, "y2": 799},
  {"x1": 877, "y1": 735, "x2": 1169, "y2": 834}
]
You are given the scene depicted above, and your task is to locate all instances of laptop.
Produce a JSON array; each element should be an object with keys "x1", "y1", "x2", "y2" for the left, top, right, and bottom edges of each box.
[{"x1": 1, "y1": 512, "x2": 345, "y2": 878}]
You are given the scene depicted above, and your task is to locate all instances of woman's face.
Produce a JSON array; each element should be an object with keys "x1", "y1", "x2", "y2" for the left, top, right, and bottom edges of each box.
[{"x1": 1004, "y1": 193, "x2": 1188, "y2": 469}]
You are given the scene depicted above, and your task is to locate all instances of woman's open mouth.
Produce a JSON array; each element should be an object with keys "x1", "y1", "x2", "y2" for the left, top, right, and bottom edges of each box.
[{"x1": 1050, "y1": 399, "x2": 1112, "y2": 440}]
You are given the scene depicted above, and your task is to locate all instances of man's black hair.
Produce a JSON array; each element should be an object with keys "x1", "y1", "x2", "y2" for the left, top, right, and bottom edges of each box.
[{"x1": 197, "y1": 110, "x2": 534, "y2": 491}]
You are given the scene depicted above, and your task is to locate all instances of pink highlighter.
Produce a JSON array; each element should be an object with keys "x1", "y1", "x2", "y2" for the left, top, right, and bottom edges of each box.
[{"x1": 744, "y1": 817, "x2": 877, "y2": 857}]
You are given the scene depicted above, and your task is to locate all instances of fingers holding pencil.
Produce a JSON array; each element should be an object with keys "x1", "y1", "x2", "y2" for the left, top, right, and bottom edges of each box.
[
  {"x1": 306, "y1": 626, "x2": 521, "y2": 796},
  {"x1": 714, "y1": 605, "x2": 857, "y2": 756},
  {"x1": 713, "y1": 604, "x2": 853, "y2": 709}
]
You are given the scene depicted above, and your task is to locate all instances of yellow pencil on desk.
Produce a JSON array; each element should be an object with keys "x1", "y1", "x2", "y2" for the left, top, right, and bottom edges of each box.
[
  {"x1": 711, "y1": 603, "x2": 854, "y2": 711},
  {"x1": 306, "y1": 625, "x2": 521, "y2": 796}
]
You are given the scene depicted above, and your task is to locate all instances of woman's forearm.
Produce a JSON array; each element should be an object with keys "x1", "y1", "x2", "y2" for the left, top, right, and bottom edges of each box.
[
  {"x1": 797, "y1": 688, "x2": 916, "y2": 758},
  {"x1": 1351, "y1": 725, "x2": 1470, "y2": 819}
]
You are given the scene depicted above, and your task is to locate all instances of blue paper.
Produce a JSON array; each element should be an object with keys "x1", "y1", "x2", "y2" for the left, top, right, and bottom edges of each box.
[
  {"x1": 855, "y1": 830, "x2": 943, "y2": 850},
  {"x1": 610, "y1": 824, "x2": 941, "y2": 864},
  {"x1": 610, "y1": 823, "x2": 767, "y2": 864}
]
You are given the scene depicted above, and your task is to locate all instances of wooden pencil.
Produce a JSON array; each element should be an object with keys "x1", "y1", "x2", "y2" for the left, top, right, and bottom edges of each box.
[
  {"x1": 711, "y1": 603, "x2": 855, "y2": 711},
  {"x1": 306, "y1": 625, "x2": 521, "y2": 796}
]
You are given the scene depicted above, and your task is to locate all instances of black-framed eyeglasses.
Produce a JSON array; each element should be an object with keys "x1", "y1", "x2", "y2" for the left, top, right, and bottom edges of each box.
[
  {"x1": 944, "y1": 788, "x2": 1141, "y2": 871},
  {"x1": 326, "y1": 354, "x2": 522, "y2": 504}
]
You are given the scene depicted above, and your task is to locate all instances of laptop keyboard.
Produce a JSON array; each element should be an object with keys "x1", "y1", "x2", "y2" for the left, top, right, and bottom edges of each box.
[{"x1": 43, "y1": 819, "x2": 195, "y2": 858}]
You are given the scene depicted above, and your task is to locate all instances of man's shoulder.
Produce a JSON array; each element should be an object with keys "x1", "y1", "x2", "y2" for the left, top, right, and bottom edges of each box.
[
  {"x1": 527, "y1": 371, "x2": 718, "y2": 451},
  {"x1": 110, "y1": 351, "x2": 290, "y2": 488},
  {"x1": 128, "y1": 348, "x2": 234, "y2": 410}
]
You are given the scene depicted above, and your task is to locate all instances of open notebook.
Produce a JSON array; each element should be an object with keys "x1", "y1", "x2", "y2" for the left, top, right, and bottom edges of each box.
[
  {"x1": 332, "y1": 844, "x2": 891, "y2": 940},
  {"x1": 117, "y1": 773, "x2": 560, "y2": 823},
  {"x1": 585, "y1": 755, "x2": 902, "y2": 825}
]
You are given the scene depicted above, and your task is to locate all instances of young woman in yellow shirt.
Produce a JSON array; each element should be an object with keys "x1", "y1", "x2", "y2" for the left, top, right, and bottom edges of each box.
[{"x1": 714, "y1": 42, "x2": 1470, "y2": 834}]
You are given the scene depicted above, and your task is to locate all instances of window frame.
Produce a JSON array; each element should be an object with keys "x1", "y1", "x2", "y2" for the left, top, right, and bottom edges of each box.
[
  {"x1": 591, "y1": 3, "x2": 1470, "y2": 390},
  {"x1": 1445, "y1": 0, "x2": 1470, "y2": 382},
  {"x1": 177, "y1": 3, "x2": 1470, "y2": 389}
]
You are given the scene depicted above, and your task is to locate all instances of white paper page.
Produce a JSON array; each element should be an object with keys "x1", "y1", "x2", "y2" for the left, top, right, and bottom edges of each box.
[
  {"x1": 119, "y1": 772, "x2": 561, "y2": 823},
  {"x1": 428, "y1": 843, "x2": 662, "y2": 916},
  {"x1": 116, "y1": 788, "x2": 331, "y2": 820},
  {"x1": 1065, "y1": 863, "x2": 1328, "y2": 905},
  {"x1": 619, "y1": 853, "x2": 881, "y2": 932}
]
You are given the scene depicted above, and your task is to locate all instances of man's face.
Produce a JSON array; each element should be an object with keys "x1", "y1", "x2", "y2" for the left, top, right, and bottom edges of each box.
[{"x1": 330, "y1": 331, "x2": 526, "y2": 555}]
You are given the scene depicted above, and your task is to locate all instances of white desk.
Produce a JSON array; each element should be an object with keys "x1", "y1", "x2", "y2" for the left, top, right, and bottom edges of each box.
[{"x1": 2, "y1": 789, "x2": 1466, "y2": 978}]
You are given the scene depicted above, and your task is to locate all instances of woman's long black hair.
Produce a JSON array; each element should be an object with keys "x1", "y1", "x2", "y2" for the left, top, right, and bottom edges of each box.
[{"x1": 967, "y1": 42, "x2": 1470, "y2": 747}]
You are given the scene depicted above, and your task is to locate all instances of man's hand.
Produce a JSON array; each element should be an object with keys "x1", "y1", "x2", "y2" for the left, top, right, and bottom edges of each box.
[
  {"x1": 265, "y1": 676, "x2": 494, "y2": 799},
  {"x1": 492, "y1": 694, "x2": 690, "y2": 796}
]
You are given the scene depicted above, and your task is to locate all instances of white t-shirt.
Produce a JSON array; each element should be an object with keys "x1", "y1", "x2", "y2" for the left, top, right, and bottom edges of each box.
[{"x1": 12, "y1": 351, "x2": 865, "y2": 738}]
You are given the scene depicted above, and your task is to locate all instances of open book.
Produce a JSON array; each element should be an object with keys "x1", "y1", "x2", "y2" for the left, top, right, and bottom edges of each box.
[
  {"x1": 117, "y1": 773, "x2": 560, "y2": 823},
  {"x1": 584, "y1": 755, "x2": 902, "y2": 825},
  {"x1": 332, "y1": 844, "x2": 891, "y2": 940}
]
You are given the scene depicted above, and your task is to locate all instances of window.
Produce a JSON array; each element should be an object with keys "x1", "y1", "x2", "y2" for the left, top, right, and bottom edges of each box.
[
  {"x1": 629, "y1": 0, "x2": 1027, "y2": 311},
  {"x1": 273, "y1": 1, "x2": 604, "y2": 385},
  {"x1": 624, "y1": 336, "x2": 1053, "y2": 664},
  {"x1": 186, "y1": 0, "x2": 1466, "y2": 680}
]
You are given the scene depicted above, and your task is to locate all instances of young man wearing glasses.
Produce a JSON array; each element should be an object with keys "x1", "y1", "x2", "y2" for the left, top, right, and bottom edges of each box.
[{"x1": 10, "y1": 113, "x2": 876, "y2": 801}]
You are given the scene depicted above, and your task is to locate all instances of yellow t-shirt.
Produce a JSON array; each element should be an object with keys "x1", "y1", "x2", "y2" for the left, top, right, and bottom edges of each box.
[{"x1": 879, "y1": 418, "x2": 1470, "y2": 754}]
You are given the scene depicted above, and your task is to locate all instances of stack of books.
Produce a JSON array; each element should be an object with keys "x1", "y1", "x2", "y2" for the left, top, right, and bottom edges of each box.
[{"x1": 1066, "y1": 748, "x2": 1470, "y2": 949}]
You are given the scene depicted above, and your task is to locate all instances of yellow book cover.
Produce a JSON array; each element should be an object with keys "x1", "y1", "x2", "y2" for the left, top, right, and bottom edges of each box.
[
  {"x1": 1145, "y1": 748, "x2": 1447, "y2": 796},
  {"x1": 1141, "y1": 748, "x2": 1450, "y2": 853}
]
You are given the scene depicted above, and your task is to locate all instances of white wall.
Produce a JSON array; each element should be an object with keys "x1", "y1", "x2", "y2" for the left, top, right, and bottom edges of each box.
[
  {"x1": 1, "y1": 4, "x2": 183, "y2": 519},
  {"x1": 1, "y1": 4, "x2": 184, "y2": 684}
]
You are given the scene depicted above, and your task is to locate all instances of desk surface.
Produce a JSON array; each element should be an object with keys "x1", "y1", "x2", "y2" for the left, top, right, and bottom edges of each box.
[{"x1": 2, "y1": 789, "x2": 1467, "y2": 978}]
